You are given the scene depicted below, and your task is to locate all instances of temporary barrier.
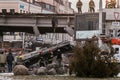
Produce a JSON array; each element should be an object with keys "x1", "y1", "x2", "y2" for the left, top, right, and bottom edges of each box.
[{"x1": 111, "y1": 38, "x2": 120, "y2": 45}]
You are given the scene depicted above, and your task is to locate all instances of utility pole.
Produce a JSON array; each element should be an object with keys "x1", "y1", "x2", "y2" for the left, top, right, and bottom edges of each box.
[
  {"x1": 41, "y1": 0, "x2": 43, "y2": 13},
  {"x1": 53, "y1": 0, "x2": 55, "y2": 13},
  {"x1": 28, "y1": 0, "x2": 30, "y2": 13},
  {"x1": 117, "y1": 0, "x2": 120, "y2": 8},
  {"x1": 99, "y1": 0, "x2": 103, "y2": 34},
  {"x1": 22, "y1": 32, "x2": 25, "y2": 49}
]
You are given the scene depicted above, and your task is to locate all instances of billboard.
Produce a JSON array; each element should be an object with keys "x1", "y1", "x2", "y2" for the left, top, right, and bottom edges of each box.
[
  {"x1": 74, "y1": 13, "x2": 106, "y2": 41},
  {"x1": 76, "y1": 30, "x2": 100, "y2": 40}
]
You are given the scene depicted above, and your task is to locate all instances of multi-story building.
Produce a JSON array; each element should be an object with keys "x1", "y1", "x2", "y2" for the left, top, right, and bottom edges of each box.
[
  {"x1": 37, "y1": 0, "x2": 74, "y2": 14},
  {"x1": 0, "y1": 0, "x2": 74, "y2": 14},
  {"x1": 0, "y1": 0, "x2": 43, "y2": 13},
  {"x1": 0, "y1": 0, "x2": 74, "y2": 49}
]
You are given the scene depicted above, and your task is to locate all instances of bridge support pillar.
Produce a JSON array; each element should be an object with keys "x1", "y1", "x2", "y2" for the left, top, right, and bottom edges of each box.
[
  {"x1": 64, "y1": 17, "x2": 74, "y2": 36},
  {"x1": 33, "y1": 25, "x2": 40, "y2": 36},
  {"x1": 64, "y1": 26, "x2": 74, "y2": 36}
]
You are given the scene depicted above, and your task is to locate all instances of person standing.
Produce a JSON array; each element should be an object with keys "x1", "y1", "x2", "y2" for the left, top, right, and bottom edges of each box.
[
  {"x1": 48, "y1": 49, "x2": 54, "y2": 64},
  {"x1": 56, "y1": 49, "x2": 62, "y2": 67},
  {"x1": 100, "y1": 37, "x2": 110, "y2": 55},
  {"x1": 111, "y1": 0, "x2": 116, "y2": 8},
  {"x1": 89, "y1": 0, "x2": 95, "y2": 13},
  {"x1": 105, "y1": 0, "x2": 109, "y2": 8},
  {"x1": 6, "y1": 49, "x2": 14, "y2": 72},
  {"x1": 76, "y1": 0, "x2": 83, "y2": 14}
]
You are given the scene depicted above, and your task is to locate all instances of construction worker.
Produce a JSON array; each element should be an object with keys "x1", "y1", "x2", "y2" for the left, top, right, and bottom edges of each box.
[
  {"x1": 48, "y1": 49, "x2": 54, "y2": 64},
  {"x1": 56, "y1": 49, "x2": 62, "y2": 67},
  {"x1": 39, "y1": 56, "x2": 46, "y2": 67},
  {"x1": 107, "y1": 0, "x2": 116, "y2": 8},
  {"x1": 17, "y1": 51, "x2": 23, "y2": 61},
  {"x1": 76, "y1": 0, "x2": 83, "y2": 14},
  {"x1": 106, "y1": 0, "x2": 109, "y2": 8},
  {"x1": 89, "y1": 0, "x2": 95, "y2": 13},
  {"x1": 111, "y1": 0, "x2": 116, "y2": 8}
]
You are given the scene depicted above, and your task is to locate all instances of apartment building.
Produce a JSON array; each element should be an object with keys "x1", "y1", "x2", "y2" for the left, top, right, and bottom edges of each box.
[
  {"x1": 37, "y1": 0, "x2": 74, "y2": 14},
  {"x1": 0, "y1": 0, "x2": 74, "y2": 14},
  {"x1": 0, "y1": 0, "x2": 43, "y2": 13}
]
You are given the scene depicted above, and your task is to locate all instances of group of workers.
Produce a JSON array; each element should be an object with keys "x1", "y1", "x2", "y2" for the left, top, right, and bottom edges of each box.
[
  {"x1": 76, "y1": 0, "x2": 117, "y2": 14},
  {"x1": 76, "y1": 0, "x2": 95, "y2": 14},
  {"x1": 106, "y1": 0, "x2": 116, "y2": 8},
  {"x1": 39, "y1": 49, "x2": 63, "y2": 67},
  {"x1": 0, "y1": 49, "x2": 14, "y2": 72},
  {"x1": 0, "y1": 47, "x2": 64, "y2": 73}
]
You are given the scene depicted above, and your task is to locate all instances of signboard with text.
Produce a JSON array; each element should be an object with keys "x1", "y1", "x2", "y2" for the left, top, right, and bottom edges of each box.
[
  {"x1": 76, "y1": 30, "x2": 100, "y2": 40},
  {"x1": 74, "y1": 13, "x2": 106, "y2": 41},
  {"x1": 20, "y1": 4, "x2": 25, "y2": 9},
  {"x1": 112, "y1": 22, "x2": 120, "y2": 27}
]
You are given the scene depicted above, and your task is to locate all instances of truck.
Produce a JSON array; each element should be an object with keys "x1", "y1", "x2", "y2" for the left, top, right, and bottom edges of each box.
[{"x1": 112, "y1": 45, "x2": 120, "y2": 63}]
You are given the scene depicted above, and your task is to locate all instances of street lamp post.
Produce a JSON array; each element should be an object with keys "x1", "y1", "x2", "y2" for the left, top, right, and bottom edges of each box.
[{"x1": 28, "y1": 0, "x2": 30, "y2": 13}]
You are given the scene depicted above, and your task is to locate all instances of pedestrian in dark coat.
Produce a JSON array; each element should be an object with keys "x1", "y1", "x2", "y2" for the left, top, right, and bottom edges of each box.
[
  {"x1": 56, "y1": 49, "x2": 62, "y2": 67},
  {"x1": 6, "y1": 49, "x2": 14, "y2": 72}
]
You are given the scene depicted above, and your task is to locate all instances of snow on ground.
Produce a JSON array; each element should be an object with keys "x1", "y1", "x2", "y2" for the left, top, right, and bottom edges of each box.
[
  {"x1": 117, "y1": 73, "x2": 120, "y2": 77},
  {"x1": 0, "y1": 73, "x2": 14, "y2": 76},
  {"x1": 0, "y1": 73, "x2": 120, "y2": 80},
  {"x1": 0, "y1": 73, "x2": 13, "y2": 80}
]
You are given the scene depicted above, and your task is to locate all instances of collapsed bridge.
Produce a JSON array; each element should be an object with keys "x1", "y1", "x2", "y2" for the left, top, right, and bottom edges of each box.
[{"x1": 15, "y1": 41, "x2": 73, "y2": 67}]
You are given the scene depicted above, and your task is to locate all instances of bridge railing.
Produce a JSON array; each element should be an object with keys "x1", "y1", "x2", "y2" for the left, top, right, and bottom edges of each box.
[{"x1": 15, "y1": 41, "x2": 71, "y2": 65}]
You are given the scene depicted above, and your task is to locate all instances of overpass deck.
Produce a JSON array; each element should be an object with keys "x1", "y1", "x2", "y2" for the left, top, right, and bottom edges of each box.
[{"x1": 0, "y1": 13, "x2": 74, "y2": 34}]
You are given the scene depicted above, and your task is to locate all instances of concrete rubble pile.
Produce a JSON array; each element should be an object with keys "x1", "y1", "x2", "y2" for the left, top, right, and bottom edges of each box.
[{"x1": 13, "y1": 54, "x2": 70, "y2": 75}]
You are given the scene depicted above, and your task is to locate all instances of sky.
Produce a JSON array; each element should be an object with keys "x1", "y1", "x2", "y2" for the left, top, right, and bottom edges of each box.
[{"x1": 69, "y1": 0, "x2": 106, "y2": 12}]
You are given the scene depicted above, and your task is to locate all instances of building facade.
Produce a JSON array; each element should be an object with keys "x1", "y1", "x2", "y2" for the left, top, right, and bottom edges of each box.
[
  {"x1": 0, "y1": 0, "x2": 74, "y2": 14},
  {"x1": 34, "y1": 0, "x2": 74, "y2": 14},
  {"x1": 0, "y1": 0, "x2": 74, "y2": 49},
  {"x1": 103, "y1": 8, "x2": 120, "y2": 38},
  {"x1": 0, "y1": 0, "x2": 43, "y2": 13}
]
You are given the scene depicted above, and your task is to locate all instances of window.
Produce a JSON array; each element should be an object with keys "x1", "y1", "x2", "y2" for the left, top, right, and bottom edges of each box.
[
  {"x1": 10, "y1": 32, "x2": 14, "y2": 35},
  {"x1": 23, "y1": 10, "x2": 25, "y2": 13},
  {"x1": 115, "y1": 48, "x2": 119, "y2": 54},
  {"x1": 102, "y1": 26, "x2": 106, "y2": 34},
  {"x1": 88, "y1": 21, "x2": 93, "y2": 30},
  {"x1": 68, "y1": 2, "x2": 71, "y2": 8},
  {"x1": 46, "y1": 4, "x2": 50, "y2": 9},
  {"x1": 10, "y1": 9, "x2": 15, "y2": 14},
  {"x1": 20, "y1": 10, "x2": 22, "y2": 13},
  {"x1": 2, "y1": 9, "x2": 7, "y2": 14},
  {"x1": 26, "y1": 11, "x2": 28, "y2": 13},
  {"x1": 51, "y1": 6, "x2": 55, "y2": 12},
  {"x1": 42, "y1": 3, "x2": 46, "y2": 9}
]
